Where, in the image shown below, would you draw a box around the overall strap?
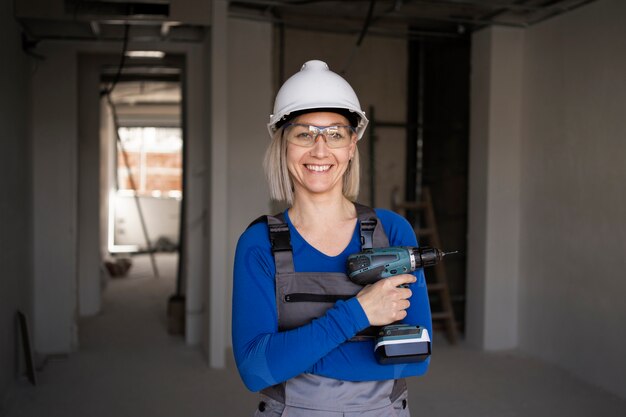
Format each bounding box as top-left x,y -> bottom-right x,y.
261,214 -> 291,403
390,378 -> 407,402
354,203 -> 390,249
268,204 -> 390,275
266,213 -> 295,274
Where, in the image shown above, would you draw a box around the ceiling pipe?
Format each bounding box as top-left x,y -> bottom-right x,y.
529,0 -> 598,25
229,10 -> 461,39
408,0 -> 547,13
340,0 -> 377,74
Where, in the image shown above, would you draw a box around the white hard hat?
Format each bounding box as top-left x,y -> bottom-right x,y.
268,60 -> 369,140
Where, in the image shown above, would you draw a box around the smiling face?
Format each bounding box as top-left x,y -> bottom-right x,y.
285,111 -> 357,201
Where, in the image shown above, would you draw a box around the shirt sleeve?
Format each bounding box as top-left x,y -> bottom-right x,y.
231,222 -> 371,392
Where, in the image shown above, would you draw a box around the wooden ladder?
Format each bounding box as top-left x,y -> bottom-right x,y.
392,187 -> 459,344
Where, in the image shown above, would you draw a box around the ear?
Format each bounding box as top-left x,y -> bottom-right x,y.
349,136 -> 357,158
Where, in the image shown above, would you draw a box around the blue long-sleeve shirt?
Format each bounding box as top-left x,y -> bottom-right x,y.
232,208 -> 432,392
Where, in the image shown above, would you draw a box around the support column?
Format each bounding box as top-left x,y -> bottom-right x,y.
207,0 -> 229,368
466,27 -> 524,350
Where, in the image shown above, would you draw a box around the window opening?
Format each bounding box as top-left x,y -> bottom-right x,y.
116,126 -> 182,199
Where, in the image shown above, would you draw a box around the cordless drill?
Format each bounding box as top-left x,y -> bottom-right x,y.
346,246 -> 456,364
346,246 -> 456,285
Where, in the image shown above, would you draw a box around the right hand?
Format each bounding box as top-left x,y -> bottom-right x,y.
356,274 -> 415,326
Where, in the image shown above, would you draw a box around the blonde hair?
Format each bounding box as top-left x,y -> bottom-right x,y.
263,129 -> 360,205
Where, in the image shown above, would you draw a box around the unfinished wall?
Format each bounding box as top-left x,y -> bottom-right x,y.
0,0 -> 32,405
518,0 -> 626,399
113,196 -> 181,248
225,18 -> 273,351
31,43 -> 80,353
467,27 -> 524,350
77,54 -> 105,317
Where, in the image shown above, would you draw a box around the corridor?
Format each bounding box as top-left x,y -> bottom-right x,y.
4,254 -> 626,417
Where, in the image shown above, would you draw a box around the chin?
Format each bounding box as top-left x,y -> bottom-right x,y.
301,181 -> 342,195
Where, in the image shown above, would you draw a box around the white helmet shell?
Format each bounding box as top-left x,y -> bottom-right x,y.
268,60 -> 369,140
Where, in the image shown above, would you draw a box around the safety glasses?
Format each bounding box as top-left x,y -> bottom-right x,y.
283,123 -> 356,148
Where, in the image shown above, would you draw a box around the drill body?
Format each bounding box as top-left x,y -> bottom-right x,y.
346,246 -> 453,364
346,246 -> 447,286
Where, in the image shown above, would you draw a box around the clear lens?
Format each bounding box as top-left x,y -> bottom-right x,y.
284,123 -> 354,148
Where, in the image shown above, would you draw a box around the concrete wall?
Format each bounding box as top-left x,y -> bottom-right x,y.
78,54 -> 105,317
31,43 -> 80,353
470,0 -> 626,400
113,196 -> 181,248
0,0 -> 33,405
206,0 -> 229,366
467,27 -> 524,350
518,0 -> 626,399
224,18 -> 273,353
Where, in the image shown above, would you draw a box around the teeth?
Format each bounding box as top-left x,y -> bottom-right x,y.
306,164 -> 331,172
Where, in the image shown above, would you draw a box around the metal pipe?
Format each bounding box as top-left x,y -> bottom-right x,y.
408,0 -> 549,12
176,61 -> 187,298
368,105 -> 376,207
416,40 -> 425,209
383,10 -> 528,28
228,11 -> 461,39
529,0 -> 598,25
341,0 -> 377,74
405,34 -> 426,227
405,36 -> 418,225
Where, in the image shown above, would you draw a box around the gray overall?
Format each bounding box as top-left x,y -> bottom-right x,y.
254,204 -> 410,417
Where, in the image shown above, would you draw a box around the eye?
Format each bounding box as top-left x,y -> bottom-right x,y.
327,133 -> 343,141
295,131 -> 314,140
325,128 -> 344,140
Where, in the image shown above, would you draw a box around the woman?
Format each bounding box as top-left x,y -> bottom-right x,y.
233,60 -> 432,416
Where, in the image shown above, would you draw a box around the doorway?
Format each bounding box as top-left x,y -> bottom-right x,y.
76,52 -> 187,340
105,81 -> 183,257
99,57 -> 186,337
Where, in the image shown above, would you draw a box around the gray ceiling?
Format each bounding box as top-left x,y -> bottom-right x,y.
16,0 -> 597,44
230,0 -> 598,39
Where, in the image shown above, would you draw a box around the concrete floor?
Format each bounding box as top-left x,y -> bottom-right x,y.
3,253 -> 626,417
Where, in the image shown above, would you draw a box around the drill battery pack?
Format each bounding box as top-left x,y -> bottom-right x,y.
374,324 -> 431,364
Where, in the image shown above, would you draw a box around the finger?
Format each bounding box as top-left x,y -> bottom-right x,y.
398,288 -> 412,299
393,310 -> 408,321
392,299 -> 410,310
386,274 -> 417,287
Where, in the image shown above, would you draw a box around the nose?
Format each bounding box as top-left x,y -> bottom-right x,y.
309,134 -> 330,156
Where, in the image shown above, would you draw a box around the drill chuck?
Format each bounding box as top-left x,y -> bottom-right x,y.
409,247 -> 448,269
